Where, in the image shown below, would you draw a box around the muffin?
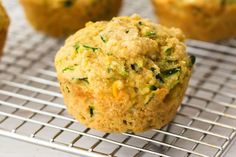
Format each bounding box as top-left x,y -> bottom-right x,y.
0,1 -> 9,58
152,0 -> 236,41
20,0 -> 122,37
55,15 -> 194,133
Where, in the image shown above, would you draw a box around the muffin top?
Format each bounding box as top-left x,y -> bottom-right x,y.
55,15 -> 193,98
0,1 -> 9,31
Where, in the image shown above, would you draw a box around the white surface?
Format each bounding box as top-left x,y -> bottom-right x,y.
0,136 -> 79,157
0,135 -> 235,157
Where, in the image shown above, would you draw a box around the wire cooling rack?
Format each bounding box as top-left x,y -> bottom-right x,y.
1,0 -> 236,157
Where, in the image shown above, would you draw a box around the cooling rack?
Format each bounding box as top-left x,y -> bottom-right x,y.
1,0 -> 236,157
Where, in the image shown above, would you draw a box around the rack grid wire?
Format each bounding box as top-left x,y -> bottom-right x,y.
1,0 -> 236,157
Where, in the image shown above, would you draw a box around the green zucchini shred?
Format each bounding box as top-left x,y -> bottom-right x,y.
169,80 -> 180,89
107,67 -> 113,73
149,85 -> 158,91
125,30 -> 130,34
156,73 -> 165,83
165,47 -> 173,56
83,45 -> 100,52
166,59 -> 178,64
120,70 -> 128,77
65,86 -> 70,93
145,31 -> 157,38
100,35 -> 108,43
138,21 -> 144,26
73,42 -> 81,53
145,93 -> 155,105
119,64 -> 128,77
63,0 -> 74,7
89,106 -> 94,117
72,77 -> 89,84
189,55 -> 196,67
62,64 -> 77,72
74,42 -> 100,53
161,67 -> 181,76
150,67 -> 165,83
131,63 -> 139,72
150,67 -> 156,72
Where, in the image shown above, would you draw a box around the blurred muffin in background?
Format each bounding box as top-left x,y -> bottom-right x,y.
152,0 -> 236,41
20,0 -> 123,37
0,1 -> 9,58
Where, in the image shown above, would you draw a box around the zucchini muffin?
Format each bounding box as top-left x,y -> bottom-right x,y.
152,0 -> 236,41
20,0 -> 122,37
55,15 -> 194,133
0,1 -> 9,58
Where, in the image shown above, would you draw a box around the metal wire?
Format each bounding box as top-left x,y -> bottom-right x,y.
0,0 -> 236,157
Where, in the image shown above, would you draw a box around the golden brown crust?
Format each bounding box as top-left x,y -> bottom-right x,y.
20,0 -> 122,37
55,15 -> 193,133
58,74 -> 190,133
152,0 -> 236,41
0,29 -> 7,58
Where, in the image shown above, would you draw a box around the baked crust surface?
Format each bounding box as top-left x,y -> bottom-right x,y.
55,15 -> 193,132
152,0 -> 236,41
20,0 -> 122,37
0,2 -> 9,58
